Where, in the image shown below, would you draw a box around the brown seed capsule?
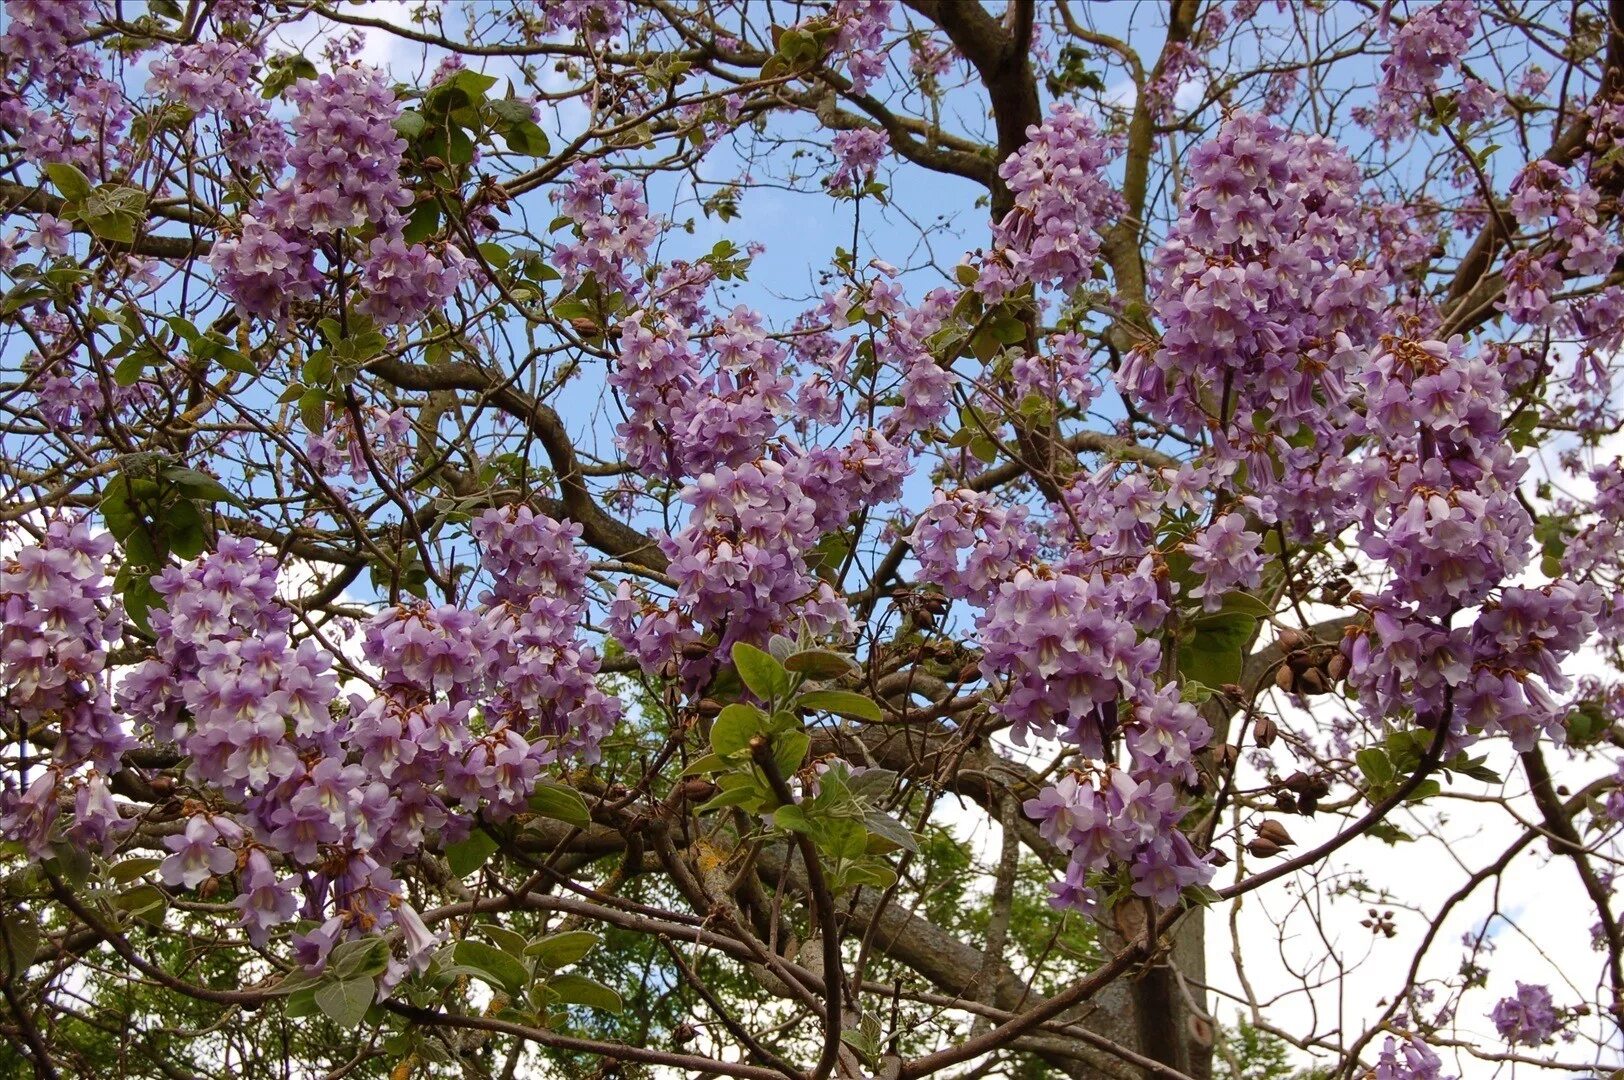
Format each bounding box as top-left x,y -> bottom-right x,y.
1326,653 -> 1349,681
681,640 -> 712,660
1253,716 -> 1279,748
1257,819 -> 1296,847
1218,743 -> 1241,769
696,698 -> 723,718
1275,628 -> 1305,653
678,777 -> 717,802
1208,848 -> 1232,867
1274,791 -> 1298,814
1247,837 -> 1284,859
1282,770 -> 1310,791
1296,667 -> 1329,695
1275,666 -> 1295,692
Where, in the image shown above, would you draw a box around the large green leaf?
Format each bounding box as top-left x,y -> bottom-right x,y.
525,930 -> 599,971
796,689 -> 882,723
711,703 -> 766,756
527,782 -> 590,828
314,976 -> 375,1030
1177,612 -> 1256,689
452,940 -> 530,996
446,829 -> 499,878
732,642 -> 790,700
545,973 -> 622,1013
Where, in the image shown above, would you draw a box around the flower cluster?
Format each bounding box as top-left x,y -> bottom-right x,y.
917,489 -> 1214,912
0,510 -> 615,967
830,0 -> 893,94
147,35 -> 288,172
0,518 -> 130,855
533,0 -> 626,45
1375,1036 -> 1449,1080
1122,115 -> 1387,539
989,104 -> 1122,296
1497,161 -> 1621,325
1363,0 -> 1490,141
1490,982 -> 1562,1046
551,161 -> 661,292
828,128 -> 889,190
1024,768 -> 1212,911
614,457 -> 858,676
210,64 -> 461,323
609,308 -> 796,481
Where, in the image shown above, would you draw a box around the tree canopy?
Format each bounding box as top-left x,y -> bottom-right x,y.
1,1 -> 1623,1078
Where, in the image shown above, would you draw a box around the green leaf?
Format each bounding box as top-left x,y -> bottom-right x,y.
773,803 -> 814,835
863,811 -> 918,854
1213,592 -> 1275,619
43,162 -> 92,201
525,930 -> 599,971
314,976 -> 376,1030
822,818 -> 868,860
393,109 -> 427,139
0,916 -> 39,977
1367,821 -> 1413,845
732,642 -> 790,701
681,753 -> 730,776
328,937 -> 391,980
711,703 -> 767,756
489,97 -> 534,124
527,782 -> 590,829
452,940 -> 530,996
162,466 -> 242,507
478,924 -> 530,958
477,242 -> 511,270
1178,612 -> 1255,689
402,199 -> 440,244
265,966 -> 323,997
1404,779 -> 1441,804
298,387 -> 328,433
784,649 -> 857,679
773,730 -> 810,777
796,689 -> 882,723
697,785 -> 763,814
544,973 -> 622,1013
113,347 -> 157,386
164,500 -> 205,560
284,987 -> 319,1018
108,857 -> 163,884
505,116 -> 553,155
447,829 -> 499,878
840,863 -> 898,890
1356,748 -> 1395,788
101,478 -> 142,541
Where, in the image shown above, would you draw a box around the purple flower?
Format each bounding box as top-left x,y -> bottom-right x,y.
1376,1036 -> 1448,1080
160,817 -> 237,889
233,849 -> 298,946
1490,982 -> 1561,1046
